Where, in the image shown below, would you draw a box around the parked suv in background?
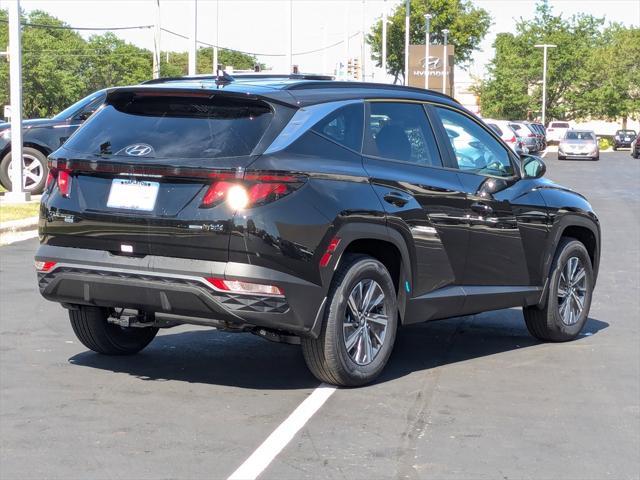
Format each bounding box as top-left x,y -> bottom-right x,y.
509,122 -> 541,153
547,121 -> 571,143
613,129 -> 637,150
483,118 -> 527,154
0,89 -> 106,194
631,133 -> 640,158
35,76 -> 601,386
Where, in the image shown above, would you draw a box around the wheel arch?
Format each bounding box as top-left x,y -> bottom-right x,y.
313,222 -> 414,334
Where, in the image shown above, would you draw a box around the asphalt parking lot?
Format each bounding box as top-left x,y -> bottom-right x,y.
1,150 -> 638,480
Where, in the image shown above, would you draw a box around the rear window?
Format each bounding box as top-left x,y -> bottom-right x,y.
551,122 -> 570,128
617,130 -> 636,136
63,93 -> 274,159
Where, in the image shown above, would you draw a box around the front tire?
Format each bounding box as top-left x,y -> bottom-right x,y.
301,254 -> 398,387
523,238 -> 594,342
69,306 -> 158,355
0,147 -> 48,194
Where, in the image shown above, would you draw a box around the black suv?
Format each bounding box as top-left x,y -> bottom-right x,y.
613,129 -> 637,150
35,76 -> 601,386
0,89 -> 106,194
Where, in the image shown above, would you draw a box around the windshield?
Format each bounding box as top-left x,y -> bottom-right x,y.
53,91 -> 106,120
564,131 -> 595,141
617,130 -> 637,136
63,93 -> 274,159
551,122 -> 570,128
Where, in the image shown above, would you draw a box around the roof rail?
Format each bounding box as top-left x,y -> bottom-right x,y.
141,72 -> 334,85
284,80 -> 458,102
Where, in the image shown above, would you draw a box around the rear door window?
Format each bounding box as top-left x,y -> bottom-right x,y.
311,103 -> 363,152
364,102 -> 441,167
63,93 -> 274,159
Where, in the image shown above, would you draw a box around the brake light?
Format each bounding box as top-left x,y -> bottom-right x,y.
34,260 -> 57,272
200,172 -> 306,209
46,171 -> 55,188
205,277 -> 284,296
508,136 -> 516,143
57,170 -> 72,197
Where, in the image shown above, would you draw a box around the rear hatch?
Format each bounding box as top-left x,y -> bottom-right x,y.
42,87 -> 292,262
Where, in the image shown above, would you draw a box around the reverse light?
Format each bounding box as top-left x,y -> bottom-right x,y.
57,170 -> 72,197
34,260 -> 57,272
227,184 -> 250,210
205,277 -> 284,296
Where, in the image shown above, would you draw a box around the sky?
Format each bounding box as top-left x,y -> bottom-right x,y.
3,0 -> 640,83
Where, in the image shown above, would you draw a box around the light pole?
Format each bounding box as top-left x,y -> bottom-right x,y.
188,0 -> 197,75
535,44 -> 556,126
286,0 -> 293,74
7,0 -> 28,201
404,0 -> 410,85
424,13 -> 431,90
382,0 -> 387,78
153,0 -> 160,79
213,0 -> 219,74
361,0 -> 365,81
442,28 -> 449,95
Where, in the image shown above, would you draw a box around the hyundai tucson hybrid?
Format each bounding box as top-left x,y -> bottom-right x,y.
35,76 -> 601,386
0,89 -> 107,194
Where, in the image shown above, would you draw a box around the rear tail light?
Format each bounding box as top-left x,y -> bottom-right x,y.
205,277 -> 284,296
34,260 -> 57,272
200,172 -> 306,209
47,160 -> 72,197
507,136 -> 516,143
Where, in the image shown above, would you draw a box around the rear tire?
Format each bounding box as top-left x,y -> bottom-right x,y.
523,238 -> 593,342
69,306 -> 158,355
558,155 -> 565,160
0,147 -> 48,194
301,254 -> 398,387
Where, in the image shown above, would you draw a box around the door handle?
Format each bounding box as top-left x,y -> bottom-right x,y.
470,202 -> 493,215
383,192 -> 410,207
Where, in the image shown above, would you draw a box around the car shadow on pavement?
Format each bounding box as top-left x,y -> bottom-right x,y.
68,309 -> 609,390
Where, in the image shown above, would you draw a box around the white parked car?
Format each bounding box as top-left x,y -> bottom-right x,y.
483,118 -> 528,154
547,121 -> 571,143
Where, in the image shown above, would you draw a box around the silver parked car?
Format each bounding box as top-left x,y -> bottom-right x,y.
558,130 -> 599,161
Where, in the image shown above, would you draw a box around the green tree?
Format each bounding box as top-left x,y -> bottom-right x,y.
573,25 -> 640,127
367,0 -> 491,83
85,32 -> 152,91
1,10 -> 89,118
161,47 -> 260,76
476,1 -> 608,121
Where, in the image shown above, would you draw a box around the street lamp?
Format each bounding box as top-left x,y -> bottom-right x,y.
404,0 -> 410,85
424,13 -> 432,90
535,44 -> 556,126
442,28 -> 449,94
382,0 -> 387,77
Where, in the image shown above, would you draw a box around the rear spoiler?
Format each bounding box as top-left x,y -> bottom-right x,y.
104,85 -> 300,108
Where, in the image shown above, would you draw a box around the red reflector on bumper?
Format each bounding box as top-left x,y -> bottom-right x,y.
205,277 -> 284,296
35,261 -> 57,272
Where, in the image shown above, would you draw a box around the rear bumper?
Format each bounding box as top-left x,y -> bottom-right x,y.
35,245 -> 325,336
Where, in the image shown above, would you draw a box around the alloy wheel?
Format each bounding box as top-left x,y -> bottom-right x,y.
343,279 -> 388,365
7,154 -> 44,191
557,256 -> 587,326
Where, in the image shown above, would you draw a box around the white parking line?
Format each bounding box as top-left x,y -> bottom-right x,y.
227,383 -> 337,480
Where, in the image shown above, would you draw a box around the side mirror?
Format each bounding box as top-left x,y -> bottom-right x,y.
521,155 -> 546,179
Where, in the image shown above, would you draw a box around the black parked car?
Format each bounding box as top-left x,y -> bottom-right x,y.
35,76 -> 601,386
613,129 -> 637,150
0,89 -> 106,194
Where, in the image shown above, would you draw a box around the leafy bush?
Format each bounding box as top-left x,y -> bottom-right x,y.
598,137 -> 612,150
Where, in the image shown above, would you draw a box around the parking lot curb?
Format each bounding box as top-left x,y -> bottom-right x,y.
0,216 -> 39,235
